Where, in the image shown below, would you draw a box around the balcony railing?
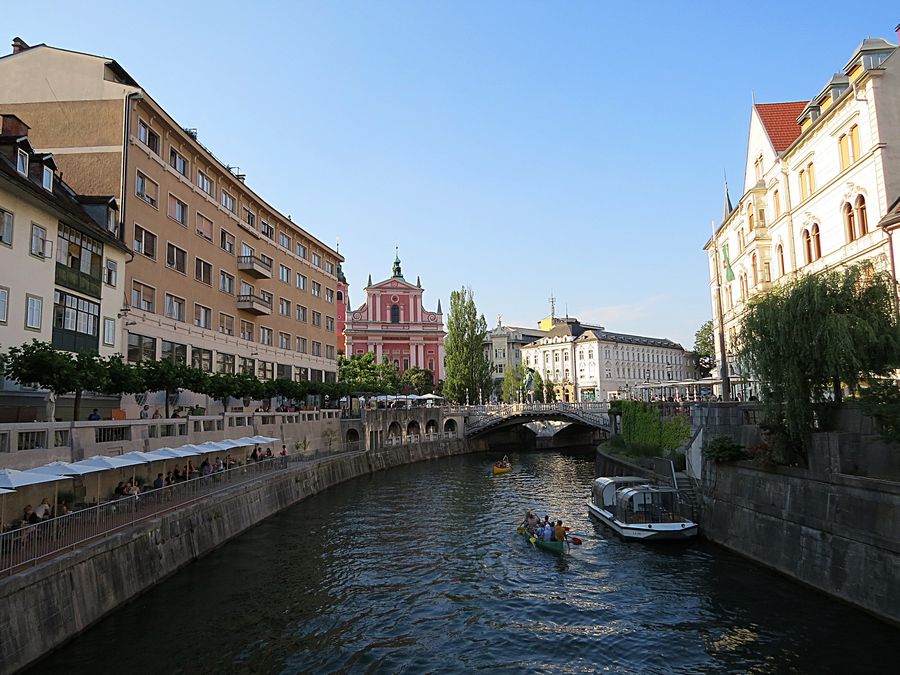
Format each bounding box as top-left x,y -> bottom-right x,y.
237,294 -> 272,315
237,255 -> 272,279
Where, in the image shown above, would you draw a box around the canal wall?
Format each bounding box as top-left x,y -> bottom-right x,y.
0,437 -> 485,674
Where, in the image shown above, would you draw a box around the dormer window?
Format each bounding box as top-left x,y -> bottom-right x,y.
16,149 -> 28,175
42,165 -> 53,191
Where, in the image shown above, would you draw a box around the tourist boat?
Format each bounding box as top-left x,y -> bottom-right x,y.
492,462 -> 512,475
517,526 -> 565,554
587,476 -> 698,541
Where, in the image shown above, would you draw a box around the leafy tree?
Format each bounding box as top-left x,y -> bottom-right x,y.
1,341 -> 105,420
531,370 -> 544,403
140,359 -> 196,418
739,264 -> 900,448
338,353 -> 399,393
544,375 -> 557,402
693,320 -> 715,378
443,286 -> 492,403
500,364 -> 525,403
99,355 -> 145,397
400,366 -> 434,394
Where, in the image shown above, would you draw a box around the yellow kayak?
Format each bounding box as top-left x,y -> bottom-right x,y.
492,463 -> 512,475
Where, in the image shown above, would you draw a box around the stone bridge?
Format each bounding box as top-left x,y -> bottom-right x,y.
452,402 -> 611,438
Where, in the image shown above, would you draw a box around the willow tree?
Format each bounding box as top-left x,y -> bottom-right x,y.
443,287 -> 492,403
738,264 -> 900,447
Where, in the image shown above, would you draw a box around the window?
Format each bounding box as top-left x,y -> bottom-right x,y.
136,172 -> 159,207
260,326 -> 273,346
168,194 -> 188,226
279,232 -> 291,249
197,170 -> 213,196
195,258 -> 212,285
239,357 -> 255,374
325,288 -> 334,303
165,294 -> 186,322
773,189 -> 781,218
839,133 -> 850,170
240,242 -> 254,258
0,286 -> 8,323
260,253 -> 273,269
277,363 -> 292,380
103,317 -> 116,346
312,311 -> 322,327
131,280 -> 155,312
326,345 -> 336,360
850,125 -> 860,163
161,340 -> 187,364
811,223 -> 821,260
244,208 -> 257,229
216,352 -> 235,374
261,222 -> 275,241
844,202 -> 856,242
220,229 -> 235,254
221,190 -> 236,213
194,304 -> 212,329
311,252 -> 321,267
169,147 -> 189,177
751,252 -> 758,286
279,264 -> 291,283
260,290 -> 273,306
776,244 -> 785,277
747,206 -> 754,231
196,212 -> 213,240
258,361 -> 274,380
56,224 -> 103,291
279,332 -> 291,349
192,348 -> 213,372
296,273 -> 306,290
325,261 -> 334,275
138,120 -> 159,154
25,294 -> 42,329
799,168 -> 809,201
296,336 -> 307,353
1,208 -> 12,246
856,195 -> 868,236
295,242 -> 307,259
326,316 -> 335,332
30,224 -> 48,258
219,270 -> 235,294
279,298 -> 291,316
219,312 -> 234,335
127,333 -> 156,362
42,165 -> 53,191
311,341 -> 322,357
133,225 -> 157,258
296,305 -> 307,322
104,259 -> 118,286
166,243 -> 187,273
390,304 -> 400,323
240,320 -> 254,341
239,280 -> 254,297
17,148 -> 28,175
311,281 -> 321,297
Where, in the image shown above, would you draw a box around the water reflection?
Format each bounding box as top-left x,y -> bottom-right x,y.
32,449 -> 899,674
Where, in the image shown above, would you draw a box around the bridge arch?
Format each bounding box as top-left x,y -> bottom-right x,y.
407,420 -> 421,436
346,428 -> 360,444
425,419 -> 438,434
388,422 -> 402,438
444,419 -> 458,436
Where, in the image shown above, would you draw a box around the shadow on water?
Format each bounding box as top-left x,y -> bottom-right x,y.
30,448 -> 900,675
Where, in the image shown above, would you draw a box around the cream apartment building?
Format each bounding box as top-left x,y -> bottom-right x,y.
0,39 -> 342,397
706,35 -> 900,395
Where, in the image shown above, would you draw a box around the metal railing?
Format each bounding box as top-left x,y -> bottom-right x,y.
459,402 -> 611,434
0,431 -> 458,576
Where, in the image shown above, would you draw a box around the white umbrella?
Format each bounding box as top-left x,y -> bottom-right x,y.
27,461 -> 106,477
119,451 -> 161,463
144,448 -> 195,460
215,439 -> 251,450
249,435 -> 280,444
420,393 -> 444,400
171,444 -> 206,456
232,437 -> 258,447
196,441 -> 234,452
0,468 -> 71,526
76,455 -> 148,469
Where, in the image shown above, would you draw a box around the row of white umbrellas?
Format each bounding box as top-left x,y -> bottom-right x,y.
0,435 -> 280,525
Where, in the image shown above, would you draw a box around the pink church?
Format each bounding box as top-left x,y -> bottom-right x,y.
345,252 -> 446,382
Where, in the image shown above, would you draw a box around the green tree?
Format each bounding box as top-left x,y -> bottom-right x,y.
140,359 -> 196,418
443,286 -> 492,403
99,355 -> 145,397
1,340 -> 105,420
400,366 -> 434,394
338,353 -> 400,393
739,264 -> 900,448
544,375 -> 557,402
693,320 -> 715,378
500,364 -> 525,403
531,370 -> 545,403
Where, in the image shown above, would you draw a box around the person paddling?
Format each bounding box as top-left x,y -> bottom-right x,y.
554,519 -> 568,544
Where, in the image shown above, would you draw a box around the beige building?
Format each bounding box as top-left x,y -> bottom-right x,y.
706,35 -> 900,397
483,320 -> 546,396
0,38 -> 342,396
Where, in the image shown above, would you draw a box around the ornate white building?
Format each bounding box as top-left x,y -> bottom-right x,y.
483,320 -> 546,394
706,34 -> 900,396
521,319 -> 694,402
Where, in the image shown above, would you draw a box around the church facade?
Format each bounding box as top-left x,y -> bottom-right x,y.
344,254 -> 446,382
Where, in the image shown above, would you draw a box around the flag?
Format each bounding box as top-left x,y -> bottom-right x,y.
722,244 -> 735,282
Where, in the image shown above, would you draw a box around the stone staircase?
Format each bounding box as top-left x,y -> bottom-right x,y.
675,471 -> 700,521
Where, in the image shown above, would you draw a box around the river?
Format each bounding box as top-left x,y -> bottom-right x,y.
31,449 -> 899,674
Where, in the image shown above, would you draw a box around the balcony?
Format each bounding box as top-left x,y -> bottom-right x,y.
237,255 -> 272,279
237,293 -> 272,315
55,263 -> 102,299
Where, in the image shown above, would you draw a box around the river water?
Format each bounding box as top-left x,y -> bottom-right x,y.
32,450 -> 898,674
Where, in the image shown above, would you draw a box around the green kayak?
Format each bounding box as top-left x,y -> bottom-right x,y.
518,526 -> 565,554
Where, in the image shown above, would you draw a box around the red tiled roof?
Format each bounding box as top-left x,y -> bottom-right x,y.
754,101 -> 808,152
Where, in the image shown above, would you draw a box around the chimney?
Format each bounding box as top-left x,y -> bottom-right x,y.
1,114 -> 30,138
11,37 -> 29,54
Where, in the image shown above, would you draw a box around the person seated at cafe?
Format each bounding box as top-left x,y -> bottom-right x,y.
114,482 -> 127,497
215,457 -> 225,472
281,444 -> 288,457
23,505 -> 38,526
250,447 -> 260,462
151,409 -> 162,419
164,471 -> 173,486
126,481 -> 141,496
187,460 -> 198,477
200,459 -> 212,477
58,503 -> 71,517
153,473 -> 165,490
87,408 -> 101,421
34,498 -> 52,520
171,409 -> 181,419
265,448 -> 273,458
172,468 -> 183,482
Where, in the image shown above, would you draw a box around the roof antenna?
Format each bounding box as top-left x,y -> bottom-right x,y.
549,291 -> 556,320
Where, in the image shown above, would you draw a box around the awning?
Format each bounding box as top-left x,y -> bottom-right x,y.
249,435 -> 280,444
75,455 -> 149,470
118,451 -> 164,463
27,461 -> 107,477
146,447 -> 201,459
0,468 -> 73,488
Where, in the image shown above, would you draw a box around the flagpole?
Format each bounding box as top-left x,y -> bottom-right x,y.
711,220 -> 732,402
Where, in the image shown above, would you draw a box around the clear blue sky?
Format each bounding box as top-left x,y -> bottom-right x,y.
5,2 -> 898,347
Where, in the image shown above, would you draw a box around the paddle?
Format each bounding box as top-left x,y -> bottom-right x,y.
570,536 -> 583,545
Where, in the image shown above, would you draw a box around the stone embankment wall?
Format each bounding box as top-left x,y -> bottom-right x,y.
0,438 -> 485,674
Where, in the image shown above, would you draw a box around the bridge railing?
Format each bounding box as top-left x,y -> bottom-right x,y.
457,402 -> 611,434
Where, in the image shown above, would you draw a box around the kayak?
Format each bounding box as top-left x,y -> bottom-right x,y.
492,463 -> 511,475
517,526 -> 565,554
